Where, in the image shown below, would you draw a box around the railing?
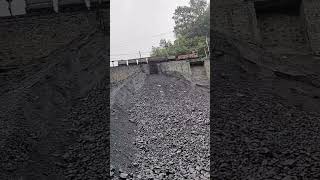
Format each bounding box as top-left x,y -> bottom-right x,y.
110,57 -> 150,67
110,55 -> 208,68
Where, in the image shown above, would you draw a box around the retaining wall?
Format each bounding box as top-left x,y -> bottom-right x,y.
205,60 -> 210,80
257,13 -> 308,52
212,0 -> 320,55
110,64 -> 149,84
158,61 -> 192,81
302,0 -> 320,55
110,60 -> 209,90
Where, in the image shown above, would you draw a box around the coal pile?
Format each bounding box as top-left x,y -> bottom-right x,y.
111,74 -> 210,179
60,79 -> 110,179
211,54 -> 320,179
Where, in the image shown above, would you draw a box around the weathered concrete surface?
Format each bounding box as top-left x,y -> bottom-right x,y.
212,0 -> 320,55
158,61 -> 192,81
204,60 -> 210,80
110,64 -> 149,84
111,60 -> 207,85
302,0 -> 320,55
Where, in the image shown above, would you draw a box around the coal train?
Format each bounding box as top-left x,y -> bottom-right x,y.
114,51 -> 199,66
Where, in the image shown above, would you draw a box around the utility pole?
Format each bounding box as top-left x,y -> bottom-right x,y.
138,51 -> 142,65
206,36 -> 210,57
204,48 -> 208,58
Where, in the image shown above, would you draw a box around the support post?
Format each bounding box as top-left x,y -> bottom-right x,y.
206,36 -> 210,57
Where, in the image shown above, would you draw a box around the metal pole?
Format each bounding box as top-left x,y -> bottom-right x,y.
204,48 -> 208,58
206,36 -> 210,57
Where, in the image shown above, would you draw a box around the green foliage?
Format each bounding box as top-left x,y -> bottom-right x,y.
151,36 -> 208,57
151,0 -> 209,58
173,0 -> 209,38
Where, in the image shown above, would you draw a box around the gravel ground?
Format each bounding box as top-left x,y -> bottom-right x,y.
111,74 -> 210,179
211,55 -> 320,179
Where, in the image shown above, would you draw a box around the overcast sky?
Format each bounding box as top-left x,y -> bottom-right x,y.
111,0 -> 193,61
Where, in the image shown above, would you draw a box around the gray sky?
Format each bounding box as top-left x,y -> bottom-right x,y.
111,0 -> 192,61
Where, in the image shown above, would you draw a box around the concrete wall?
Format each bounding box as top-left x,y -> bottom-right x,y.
111,61 -> 194,84
110,64 -> 149,84
212,1 -> 260,43
212,0 -> 320,55
110,60 -> 208,86
158,61 -> 192,81
257,12 -> 309,52
302,0 -> 320,55
204,60 -> 210,80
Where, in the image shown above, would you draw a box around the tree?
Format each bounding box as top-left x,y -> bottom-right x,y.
151,36 -> 207,57
172,0 -> 209,38
151,0 -> 210,58
6,0 -> 13,17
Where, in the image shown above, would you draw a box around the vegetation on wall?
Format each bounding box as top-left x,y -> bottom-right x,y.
151,0 -> 210,57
